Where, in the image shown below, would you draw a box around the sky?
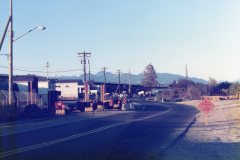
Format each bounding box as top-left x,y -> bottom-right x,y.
1,0 -> 240,82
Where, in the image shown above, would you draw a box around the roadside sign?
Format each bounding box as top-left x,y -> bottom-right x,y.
55,101 -> 65,115
197,98 -> 215,125
198,98 -> 215,114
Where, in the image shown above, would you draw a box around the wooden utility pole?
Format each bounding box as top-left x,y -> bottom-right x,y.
116,70 -> 121,94
88,59 -> 91,83
101,67 -> 107,100
101,67 -> 107,85
78,51 -> 91,102
128,69 -> 131,95
185,64 -> 188,80
8,0 -> 13,105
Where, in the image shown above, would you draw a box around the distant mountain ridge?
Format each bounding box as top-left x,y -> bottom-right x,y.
57,72 -> 207,85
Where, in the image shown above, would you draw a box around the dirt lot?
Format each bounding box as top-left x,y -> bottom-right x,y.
161,100 -> 240,160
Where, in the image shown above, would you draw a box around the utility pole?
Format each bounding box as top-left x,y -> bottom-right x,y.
78,51 -> 91,102
45,61 -> 49,79
116,70 -> 121,94
8,0 -> 13,105
88,59 -> 91,83
101,67 -> 107,100
185,64 -> 188,80
101,67 -> 107,85
128,69 -> 131,95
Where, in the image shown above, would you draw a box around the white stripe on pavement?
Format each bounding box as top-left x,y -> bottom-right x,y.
0,110 -> 169,158
0,111 -> 130,137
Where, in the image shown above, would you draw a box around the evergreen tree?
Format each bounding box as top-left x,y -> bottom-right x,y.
141,64 -> 158,88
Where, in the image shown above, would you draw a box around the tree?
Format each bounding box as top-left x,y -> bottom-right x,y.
216,82 -> 231,95
208,77 -> 217,95
210,81 -> 231,96
169,79 -> 207,100
195,82 -> 208,97
141,64 -> 158,88
208,77 -> 217,86
158,79 -> 208,101
228,82 -> 240,98
173,79 -> 195,89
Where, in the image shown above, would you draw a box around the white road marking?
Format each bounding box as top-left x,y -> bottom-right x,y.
0,110 -> 169,158
0,111 -> 130,137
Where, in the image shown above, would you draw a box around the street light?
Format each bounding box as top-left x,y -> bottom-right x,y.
7,26 -> 46,105
0,26 -> 46,56
13,26 -> 46,42
3,0 -> 46,105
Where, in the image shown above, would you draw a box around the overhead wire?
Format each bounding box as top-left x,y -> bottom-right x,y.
0,65 -> 82,73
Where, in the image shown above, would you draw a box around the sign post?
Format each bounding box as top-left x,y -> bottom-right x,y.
205,114 -> 208,125
197,98 -> 215,125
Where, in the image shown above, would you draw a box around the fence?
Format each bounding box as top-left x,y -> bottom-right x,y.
0,90 -> 42,106
0,90 -> 43,119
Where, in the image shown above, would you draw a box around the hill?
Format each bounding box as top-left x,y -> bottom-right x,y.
57,72 -> 207,85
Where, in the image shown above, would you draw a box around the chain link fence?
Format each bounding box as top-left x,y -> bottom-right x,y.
0,90 -> 44,119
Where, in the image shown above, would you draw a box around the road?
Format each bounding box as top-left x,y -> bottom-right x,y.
0,101 -> 198,160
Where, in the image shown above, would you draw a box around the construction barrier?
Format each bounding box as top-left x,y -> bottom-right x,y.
122,94 -> 127,110
55,101 -> 65,115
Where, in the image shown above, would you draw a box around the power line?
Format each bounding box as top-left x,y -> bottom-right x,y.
0,65 -> 82,73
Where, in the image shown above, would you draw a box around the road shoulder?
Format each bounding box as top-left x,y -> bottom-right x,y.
161,100 -> 240,160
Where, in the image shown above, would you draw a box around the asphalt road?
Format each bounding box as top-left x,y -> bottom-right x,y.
0,102 -> 198,160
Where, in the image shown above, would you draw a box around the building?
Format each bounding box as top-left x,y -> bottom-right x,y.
13,75 -> 56,91
13,75 -> 57,106
54,79 -> 84,101
93,82 -> 145,95
0,74 -> 8,82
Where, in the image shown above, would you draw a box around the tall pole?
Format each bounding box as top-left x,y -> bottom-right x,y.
116,70 -> 121,94
102,67 -> 107,85
101,67 -> 107,99
185,64 -> 188,80
45,61 -> 49,79
128,69 -> 131,95
88,59 -> 91,83
78,51 -> 91,102
8,0 -> 13,105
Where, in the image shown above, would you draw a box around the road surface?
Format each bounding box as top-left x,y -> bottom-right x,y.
0,101 -> 198,160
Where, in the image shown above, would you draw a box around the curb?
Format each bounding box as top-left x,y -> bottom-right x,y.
161,115 -> 197,151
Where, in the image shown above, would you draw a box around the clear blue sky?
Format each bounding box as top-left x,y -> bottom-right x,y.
1,0 -> 240,82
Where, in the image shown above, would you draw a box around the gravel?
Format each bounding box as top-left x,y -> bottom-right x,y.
161,100 -> 240,160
